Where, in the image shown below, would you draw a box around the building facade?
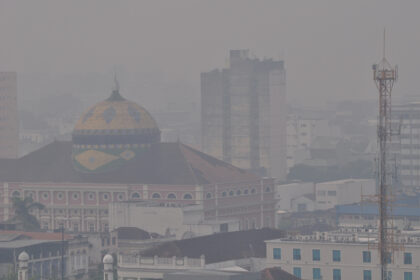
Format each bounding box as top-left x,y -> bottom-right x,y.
201,50 -> 287,179
0,72 -> 18,158
266,230 -> 419,280
393,102 -> 420,189
0,85 -> 276,232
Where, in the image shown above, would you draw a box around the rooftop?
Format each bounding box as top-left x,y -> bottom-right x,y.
0,141 -> 258,185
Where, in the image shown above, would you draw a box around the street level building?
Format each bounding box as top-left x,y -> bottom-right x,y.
201,50 -> 287,179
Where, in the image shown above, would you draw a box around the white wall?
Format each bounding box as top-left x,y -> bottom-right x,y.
315,179 -> 375,210
275,182 -> 314,211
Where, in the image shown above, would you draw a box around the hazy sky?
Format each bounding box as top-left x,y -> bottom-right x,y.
0,0 -> 419,111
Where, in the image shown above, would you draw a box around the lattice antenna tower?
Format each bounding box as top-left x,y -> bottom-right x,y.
372,29 -> 398,280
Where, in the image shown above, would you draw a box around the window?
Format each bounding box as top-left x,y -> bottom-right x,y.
313,268 -> 321,280
293,267 -> 301,278
251,188 -> 256,194
183,193 -> 193,200
317,190 -> 326,196
313,249 -> 320,261
244,189 -> 249,195
167,193 -> 177,199
404,272 -> 413,280
152,193 -> 161,199
42,192 -> 49,199
363,270 -> 372,280
206,193 -> 212,199
385,271 -> 392,280
404,252 -> 412,265
332,250 -> 341,262
131,192 -> 140,199
229,191 -> 234,196
118,193 -> 124,201
103,193 -> 109,201
88,192 -> 94,200
293,248 -> 301,260
265,186 -> 271,192
273,248 -> 281,260
222,192 -> 227,197
385,252 -> 392,264
73,223 -> 79,233
328,190 -> 337,196
333,269 -> 341,280
72,192 -> 79,200
89,223 -> 94,232
363,251 -> 371,263
236,190 -> 241,195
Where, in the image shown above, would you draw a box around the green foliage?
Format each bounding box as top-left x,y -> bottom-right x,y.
287,159 -> 374,183
11,196 -> 45,231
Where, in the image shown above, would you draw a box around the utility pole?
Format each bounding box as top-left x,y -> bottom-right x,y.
61,225 -> 65,280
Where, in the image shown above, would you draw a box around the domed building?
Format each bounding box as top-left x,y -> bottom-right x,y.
0,81 -> 275,233
72,85 -> 160,173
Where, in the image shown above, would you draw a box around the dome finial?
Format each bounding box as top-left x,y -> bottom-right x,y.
113,69 -> 120,93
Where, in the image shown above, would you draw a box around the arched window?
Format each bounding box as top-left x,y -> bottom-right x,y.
236,190 -> 241,196
251,188 -> 256,194
183,193 -> 193,200
222,192 -> 227,197
229,191 -> 234,197
244,189 -> 249,195
152,193 -> 161,199
206,193 -> 212,199
265,186 -> 271,193
131,192 -> 141,199
167,193 -> 177,199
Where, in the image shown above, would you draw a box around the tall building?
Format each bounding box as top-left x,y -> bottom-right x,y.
0,72 -> 18,158
392,102 -> 420,189
201,50 -> 287,179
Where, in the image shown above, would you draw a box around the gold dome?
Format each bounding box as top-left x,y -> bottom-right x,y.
74,91 -> 159,132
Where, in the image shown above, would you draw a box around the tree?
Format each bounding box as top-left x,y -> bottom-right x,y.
11,196 -> 45,231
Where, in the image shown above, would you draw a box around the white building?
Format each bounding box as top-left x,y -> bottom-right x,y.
266,229 -> 419,280
275,182 -> 314,212
315,179 -> 375,211
109,201 -> 239,239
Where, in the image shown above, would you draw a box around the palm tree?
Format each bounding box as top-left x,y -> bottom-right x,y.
11,196 -> 45,231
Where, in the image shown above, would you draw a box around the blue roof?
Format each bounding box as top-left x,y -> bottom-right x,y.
336,204 -> 420,217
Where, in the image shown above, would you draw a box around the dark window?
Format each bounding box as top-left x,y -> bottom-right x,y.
404,252 -> 412,264
273,248 -> 281,260
313,249 -> 320,261
363,251 -> 371,263
332,250 -> 341,262
293,248 -> 301,260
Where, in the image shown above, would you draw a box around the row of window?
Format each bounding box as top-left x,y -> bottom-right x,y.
12,190 -> 194,201
273,248 -> 413,265
292,268 -> 412,280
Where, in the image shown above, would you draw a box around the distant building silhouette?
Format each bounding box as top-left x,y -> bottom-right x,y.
201,50 -> 286,179
0,72 -> 18,158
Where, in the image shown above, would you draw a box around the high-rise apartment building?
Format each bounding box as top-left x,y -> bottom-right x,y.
392,102 -> 420,189
201,50 -> 286,179
0,72 -> 18,158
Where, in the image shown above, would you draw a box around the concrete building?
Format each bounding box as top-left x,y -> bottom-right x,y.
0,72 -> 18,158
266,229 -> 420,280
315,179 -> 375,211
393,102 -> 420,189
201,50 -> 287,179
109,201 -> 239,239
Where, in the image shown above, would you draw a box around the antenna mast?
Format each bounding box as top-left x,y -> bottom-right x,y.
372,30 -> 398,280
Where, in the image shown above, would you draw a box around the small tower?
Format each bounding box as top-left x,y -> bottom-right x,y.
103,254 -> 114,280
18,251 -> 29,280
